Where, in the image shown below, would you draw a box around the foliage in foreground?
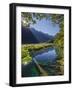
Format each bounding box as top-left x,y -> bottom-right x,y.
21,13 -> 64,75
21,43 -> 53,64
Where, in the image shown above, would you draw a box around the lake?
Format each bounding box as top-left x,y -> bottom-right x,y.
34,48 -> 57,64
22,48 -> 57,77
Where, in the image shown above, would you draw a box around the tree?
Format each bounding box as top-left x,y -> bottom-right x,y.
22,12 -> 64,47
21,12 -> 64,74
21,12 -> 64,57
21,12 -> 50,27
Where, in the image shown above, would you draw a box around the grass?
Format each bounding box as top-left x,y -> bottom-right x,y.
21,42 -> 64,75
22,43 -> 53,51
21,43 -> 53,64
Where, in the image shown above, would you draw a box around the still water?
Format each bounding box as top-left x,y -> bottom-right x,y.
22,48 -> 57,77
34,48 -> 57,64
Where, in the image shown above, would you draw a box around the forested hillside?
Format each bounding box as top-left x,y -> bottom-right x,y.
21,13 -> 64,76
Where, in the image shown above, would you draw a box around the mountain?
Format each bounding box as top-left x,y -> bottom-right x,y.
22,27 -> 39,44
22,27 -> 53,44
30,28 -> 53,42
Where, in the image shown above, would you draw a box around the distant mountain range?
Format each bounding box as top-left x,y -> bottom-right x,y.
22,27 -> 54,44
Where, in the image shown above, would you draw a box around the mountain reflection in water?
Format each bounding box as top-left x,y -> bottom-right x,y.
22,48 -> 57,77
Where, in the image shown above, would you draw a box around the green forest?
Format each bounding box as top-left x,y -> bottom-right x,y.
21,13 -> 64,76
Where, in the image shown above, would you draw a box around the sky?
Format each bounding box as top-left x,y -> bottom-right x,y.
30,18 -> 60,36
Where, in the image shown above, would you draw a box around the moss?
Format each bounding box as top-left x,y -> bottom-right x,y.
22,55 -> 32,64
21,47 -> 32,64
21,43 -> 53,64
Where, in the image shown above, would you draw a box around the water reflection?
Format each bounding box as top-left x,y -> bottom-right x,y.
34,48 -> 57,64
22,48 -> 57,77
